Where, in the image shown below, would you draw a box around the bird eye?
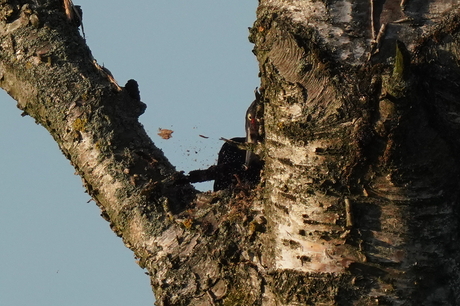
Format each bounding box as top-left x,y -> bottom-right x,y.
247,114 -> 252,120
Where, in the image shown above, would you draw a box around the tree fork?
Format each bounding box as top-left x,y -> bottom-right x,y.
2,0 -> 460,305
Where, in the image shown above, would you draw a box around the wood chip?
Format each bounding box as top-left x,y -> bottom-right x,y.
158,128 -> 174,140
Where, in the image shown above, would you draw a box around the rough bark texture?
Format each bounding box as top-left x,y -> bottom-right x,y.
3,0 -> 460,305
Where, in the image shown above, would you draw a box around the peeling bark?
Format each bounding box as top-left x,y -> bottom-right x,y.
3,0 -> 460,305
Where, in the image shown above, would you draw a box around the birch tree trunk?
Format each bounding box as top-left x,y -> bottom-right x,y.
2,0 -> 460,305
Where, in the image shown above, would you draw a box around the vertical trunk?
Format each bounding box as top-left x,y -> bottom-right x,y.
247,1 -> 460,304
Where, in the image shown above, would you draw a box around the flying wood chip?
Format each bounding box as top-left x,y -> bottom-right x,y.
158,128 -> 174,139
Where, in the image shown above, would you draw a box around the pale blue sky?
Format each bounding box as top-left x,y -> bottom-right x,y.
0,1 -> 259,305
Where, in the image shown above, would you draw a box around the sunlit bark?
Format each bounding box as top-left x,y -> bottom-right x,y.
2,0 -> 460,305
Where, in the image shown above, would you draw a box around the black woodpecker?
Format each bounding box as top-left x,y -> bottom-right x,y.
211,89 -> 264,191
245,89 -> 263,168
